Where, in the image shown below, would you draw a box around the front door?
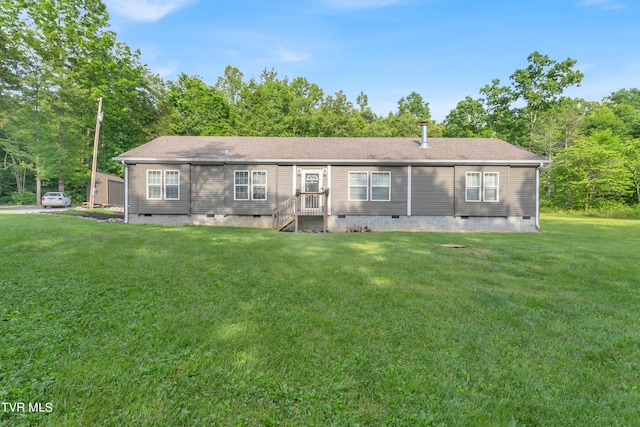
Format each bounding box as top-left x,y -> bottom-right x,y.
302,170 -> 322,210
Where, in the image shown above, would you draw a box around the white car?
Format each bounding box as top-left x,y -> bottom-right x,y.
41,192 -> 72,208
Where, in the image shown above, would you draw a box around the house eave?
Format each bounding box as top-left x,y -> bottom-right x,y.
113,157 -> 550,167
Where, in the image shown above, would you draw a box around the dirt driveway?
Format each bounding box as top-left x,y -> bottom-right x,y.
0,205 -> 124,222
0,205 -> 74,214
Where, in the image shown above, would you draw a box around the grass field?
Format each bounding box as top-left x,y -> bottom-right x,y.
1,214 -> 639,426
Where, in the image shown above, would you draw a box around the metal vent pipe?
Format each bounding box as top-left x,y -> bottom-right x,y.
419,121 -> 429,148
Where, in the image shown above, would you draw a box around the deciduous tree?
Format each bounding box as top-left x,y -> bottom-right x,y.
479,79 -> 521,142
311,91 -> 365,137
290,77 -> 323,136
236,69 -> 293,136
165,73 -> 231,136
510,51 -> 583,148
551,130 -> 632,210
443,96 -> 488,137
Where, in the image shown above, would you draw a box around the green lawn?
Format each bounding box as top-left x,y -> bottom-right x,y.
1,214 -> 639,426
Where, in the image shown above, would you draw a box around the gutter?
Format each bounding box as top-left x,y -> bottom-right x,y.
113,157 -> 551,167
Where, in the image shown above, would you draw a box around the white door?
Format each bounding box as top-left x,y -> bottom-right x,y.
302,170 -> 322,210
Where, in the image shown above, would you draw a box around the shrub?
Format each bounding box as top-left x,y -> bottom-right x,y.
540,198 -> 561,213
10,190 -> 36,205
593,202 -> 640,219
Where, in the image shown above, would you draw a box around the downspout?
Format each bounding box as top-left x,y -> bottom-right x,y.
407,165 -> 412,216
121,160 -> 129,224
536,162 -> 543,231
327,165 -> 332,216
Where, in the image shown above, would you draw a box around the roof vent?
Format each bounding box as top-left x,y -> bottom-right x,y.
419,121 -> 430,148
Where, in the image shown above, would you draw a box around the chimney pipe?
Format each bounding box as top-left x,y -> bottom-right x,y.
419,121 -> 429,148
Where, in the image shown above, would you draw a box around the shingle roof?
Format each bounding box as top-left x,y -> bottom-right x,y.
113,136 -> 548,165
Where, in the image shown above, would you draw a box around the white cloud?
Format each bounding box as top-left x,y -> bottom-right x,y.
273,45 -> 311,63
104,0 -> 197,22
579,0 -> 624,11
154,63 -> 180,79
322,0 -> 402,10
215,29 -> 312,63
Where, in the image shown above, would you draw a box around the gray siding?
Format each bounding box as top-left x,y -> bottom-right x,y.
331,166 -> 407,216
277,165 -> 295,204
130,164 -> 190,215
191,165 -> 225,215
107,180 -> 125,206
193,165 -> 294,215
454,166 -> 509,217
125,162 -> 539,221
508,167 -> 537,216
223,164 -> 278,215
411,166 -> 454,216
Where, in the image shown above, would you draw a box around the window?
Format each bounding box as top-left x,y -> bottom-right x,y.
349,172 -> 368,201
147,170 -> 162,199
483,172 -> 499,202
371,172 -> 391,201
252,171 -> 267,200
235,170 -> 267,201
348,171 -> 392,202
164,170 -> 180,200
465,172 -> 481,202
147,169 -> 180,200
465,171 -> 499,202
234,171 -> 249,200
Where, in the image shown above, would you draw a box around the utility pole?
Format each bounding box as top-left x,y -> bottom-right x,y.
88,97 -> 103,208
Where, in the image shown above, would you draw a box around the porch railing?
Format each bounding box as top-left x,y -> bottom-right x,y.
272,194 -> 297,231
272,192 -> 328,232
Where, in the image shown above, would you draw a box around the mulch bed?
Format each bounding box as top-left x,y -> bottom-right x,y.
78,212 -> 124,222
38,210 -> 125,222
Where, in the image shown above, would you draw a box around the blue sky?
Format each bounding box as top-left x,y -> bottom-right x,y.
103,0 -> 640,122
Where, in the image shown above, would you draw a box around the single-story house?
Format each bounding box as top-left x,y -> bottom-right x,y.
86,172 -> 125,206
113,128 -> 549,232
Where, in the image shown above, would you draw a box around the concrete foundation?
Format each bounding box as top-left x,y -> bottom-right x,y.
329,215 -> 538,232
127,214 -> 539,232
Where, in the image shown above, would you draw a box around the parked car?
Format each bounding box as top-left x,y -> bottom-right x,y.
41,192 -> 72,208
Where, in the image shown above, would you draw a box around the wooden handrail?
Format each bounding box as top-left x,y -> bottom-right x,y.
272,194 -> 297,231
272,192 -> 329,232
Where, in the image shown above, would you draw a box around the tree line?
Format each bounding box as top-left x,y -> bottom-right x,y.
1,0 -> 639,212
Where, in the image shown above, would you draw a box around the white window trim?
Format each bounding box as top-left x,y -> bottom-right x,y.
164,170 -> 180,200
465,171 -> 481,202
371,171 -> 391,201
234,170 -> 268,201
465,171 -> 500,202
234,170 -> 250,201
348,171 -> 368,201
252,170 -> 268,201
483,172 -> 499,202
147,170 -> 162,200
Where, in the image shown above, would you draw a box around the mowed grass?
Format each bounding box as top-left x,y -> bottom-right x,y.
1,214 -> 639,426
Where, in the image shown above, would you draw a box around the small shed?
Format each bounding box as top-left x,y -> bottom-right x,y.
87,172 -> 124,206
